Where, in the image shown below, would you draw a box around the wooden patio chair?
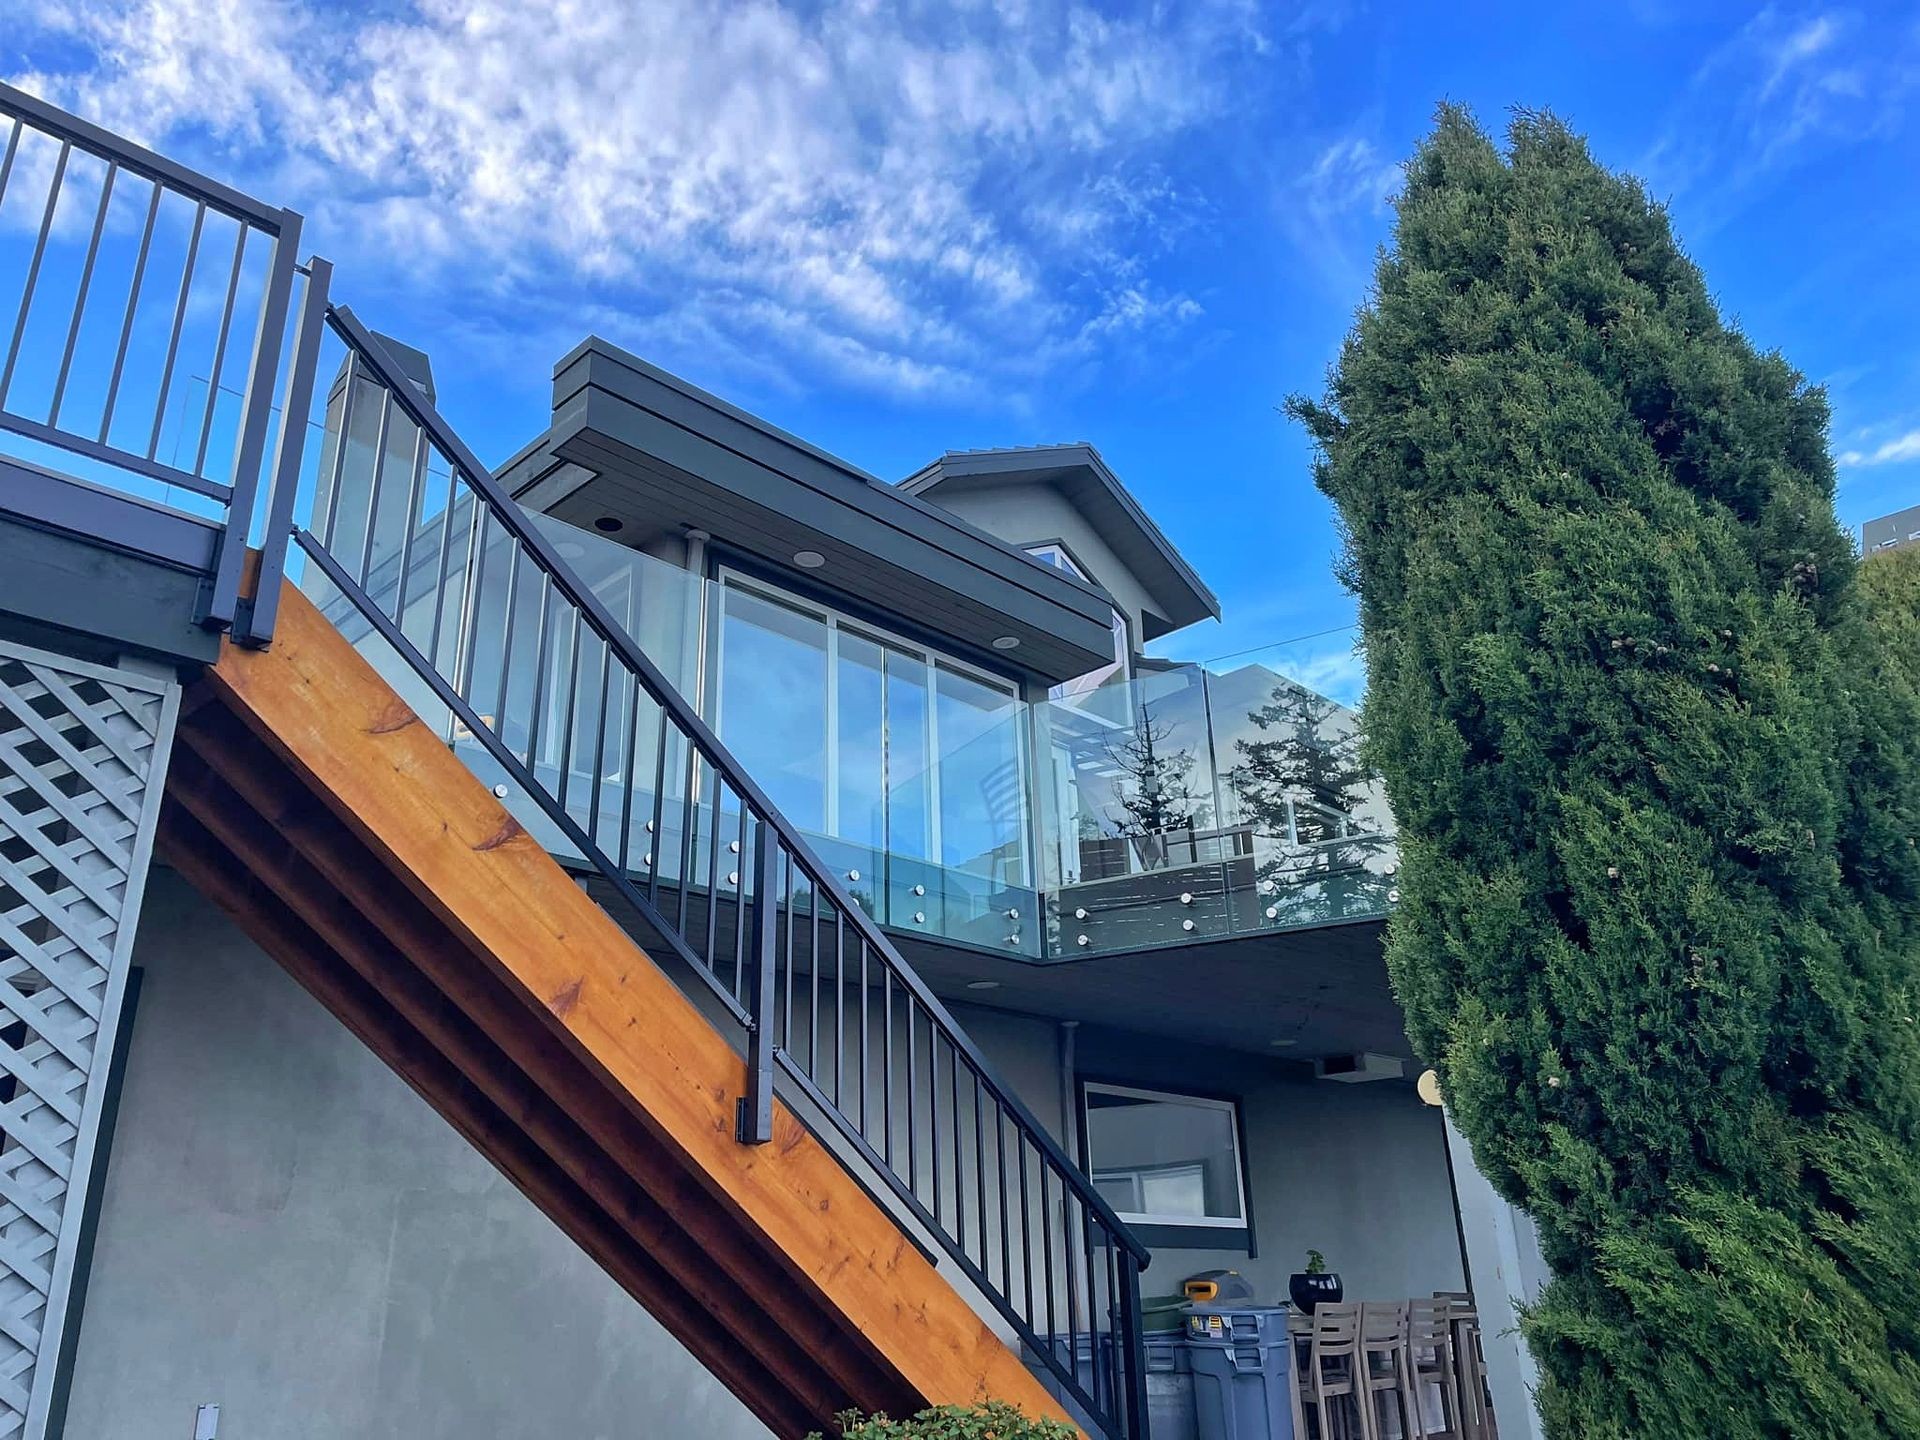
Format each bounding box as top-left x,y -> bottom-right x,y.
1359,1301 -> 1419,1440
1300,1301 -> 1366,1440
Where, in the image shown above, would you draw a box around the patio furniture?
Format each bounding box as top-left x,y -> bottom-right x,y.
1298,1301 -> 1365,1439
1406,1298 -> 1463,1439
1433,1295 -> 1497,1440
1358,1302 -> 1419,1440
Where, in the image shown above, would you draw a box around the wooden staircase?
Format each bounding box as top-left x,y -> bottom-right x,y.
156,574 -> 1071,1439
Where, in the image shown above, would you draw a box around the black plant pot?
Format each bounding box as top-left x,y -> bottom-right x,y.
1288,1272 -> 1343,1314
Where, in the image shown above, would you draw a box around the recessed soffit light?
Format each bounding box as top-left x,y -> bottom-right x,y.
991,635 -> 1021,651
794,549 -> 826,569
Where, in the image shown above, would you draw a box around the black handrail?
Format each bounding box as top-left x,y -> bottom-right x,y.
270,307 -> 1150,1439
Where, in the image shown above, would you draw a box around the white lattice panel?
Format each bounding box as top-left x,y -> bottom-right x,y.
0,640 -> 177,1439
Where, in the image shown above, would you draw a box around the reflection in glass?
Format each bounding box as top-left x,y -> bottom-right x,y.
1084,1084 -> 1244,1225
717,586 -> 828,833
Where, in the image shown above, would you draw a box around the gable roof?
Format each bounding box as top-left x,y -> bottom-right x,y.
899,444 -> 1220,641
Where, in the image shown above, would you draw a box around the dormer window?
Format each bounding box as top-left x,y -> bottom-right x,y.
1025,544 -> 1129,700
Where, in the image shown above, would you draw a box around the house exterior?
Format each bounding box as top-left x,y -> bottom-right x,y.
1863,503 -> 1920,556
0,83 -> 1545,1440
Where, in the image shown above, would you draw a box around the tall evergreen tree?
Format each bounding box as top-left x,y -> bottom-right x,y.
1292,107 -> 1920,1436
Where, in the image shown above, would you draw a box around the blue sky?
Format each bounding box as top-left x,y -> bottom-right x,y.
10,1 -> 1920,703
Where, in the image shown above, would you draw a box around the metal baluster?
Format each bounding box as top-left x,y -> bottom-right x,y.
832,910 -> 846,1105
952,1039 -> 965,1254
1019,1135 -> 1035,1331
906,996 -> 918,1198
190,220 -> 248,476
781,849 -> 795,1052
490,544 -> 522,738
1,139 -> 71,407
703,770 -> 724,974
145,199 -> 204,461
882,968 -> 894,1166
974,1067 -> 987,1269
1082,1200 -> 1100,1415
98,182 -> 160,443
732,801 -> 750,999
587,642 -> 612,846
553,610 -> 582,803
355,386 -> 395,588
389,424 -> 430,630
50,160 -> 118,424
673,739 -> 698,928
997,1104 -> 1012,1298
451,482 -> 488,702
523,577 -> 558,770
317,351 -> 360,552
645,716 -> 669,899
617,672 -> 641,873
807,883 -> 821,1078
930,1031 -> 943,1231
1041,1161 -> 1057,1348
858,940 -> 870,1139
0,119 -> 22,209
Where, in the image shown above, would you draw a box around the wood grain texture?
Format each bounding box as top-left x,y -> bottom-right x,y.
167,573 -> 1070,1436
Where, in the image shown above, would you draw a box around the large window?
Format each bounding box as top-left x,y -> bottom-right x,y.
712,572 -> 1030,887
1082,1082 -> 1248,1241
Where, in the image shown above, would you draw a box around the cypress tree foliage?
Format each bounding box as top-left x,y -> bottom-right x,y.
1291,106 -> 1920,1437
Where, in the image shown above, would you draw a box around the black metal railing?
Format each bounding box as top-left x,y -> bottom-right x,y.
272,309 -> 1152,1439
2,78 -> 1152,1435
0,81 -> 307,636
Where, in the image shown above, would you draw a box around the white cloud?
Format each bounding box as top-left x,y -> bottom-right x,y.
1277,131 -> 1400,302
10,0 -> 1271,402
1839,429 -> 1920,468
1640,7 -> 1919,233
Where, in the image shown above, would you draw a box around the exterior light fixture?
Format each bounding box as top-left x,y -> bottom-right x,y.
593,516 -> 624,533
966,980 -> 1000,991
991,635 -> 1020,650
794,549 -> 826,568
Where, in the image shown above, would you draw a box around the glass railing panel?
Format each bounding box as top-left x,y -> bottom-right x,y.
1033,665 -> 1222,897
301,386 -> 1393,965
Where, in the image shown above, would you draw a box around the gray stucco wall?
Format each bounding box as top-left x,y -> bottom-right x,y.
831,1000 -> 1465,1315
65,867 -> 767,1440
919,484 -> 1161,650
67,867 -> 1462,1434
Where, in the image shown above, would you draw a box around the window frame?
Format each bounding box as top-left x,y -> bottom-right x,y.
1077,1078 -> 1256,1253
711,566 -> 1032,886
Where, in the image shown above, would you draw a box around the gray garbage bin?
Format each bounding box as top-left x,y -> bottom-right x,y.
1022,1331 -> 1198,1440
1184,1306 -> 1296,1440
1144,1330 -> 1198,1440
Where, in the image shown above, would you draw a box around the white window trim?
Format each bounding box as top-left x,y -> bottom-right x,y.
1083,1080 -> 1249,1230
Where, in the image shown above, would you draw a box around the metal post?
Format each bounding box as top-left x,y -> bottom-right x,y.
201,208 -> 302,632
237,254 -> 330,647
1117,1248 -> 1150,1440
736,820 -> 779,1144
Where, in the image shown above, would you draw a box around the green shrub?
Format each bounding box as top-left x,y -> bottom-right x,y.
810,1402 -> 1079,1440
1293,104 -> 1920,1437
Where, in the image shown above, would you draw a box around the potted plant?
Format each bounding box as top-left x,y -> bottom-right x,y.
1288,1249 -> 1343,1313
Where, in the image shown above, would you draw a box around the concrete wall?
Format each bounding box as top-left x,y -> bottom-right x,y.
65,868 -> 767,1440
